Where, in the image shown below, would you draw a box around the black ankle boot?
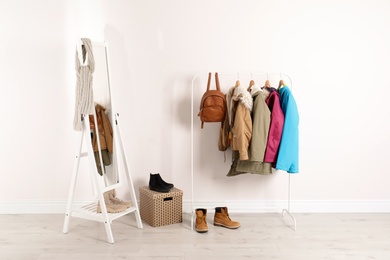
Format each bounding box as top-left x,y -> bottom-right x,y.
155,173 -> 174,189
149,173 -> 171,193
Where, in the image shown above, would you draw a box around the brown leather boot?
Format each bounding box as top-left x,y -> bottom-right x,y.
195,208 -> 208,233
214,207 -> 240,229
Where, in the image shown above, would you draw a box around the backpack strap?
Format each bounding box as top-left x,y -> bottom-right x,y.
215,72 -> 221,91
206,72 -> 211,91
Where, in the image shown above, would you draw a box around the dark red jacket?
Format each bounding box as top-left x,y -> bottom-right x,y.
264,91 -> 284,164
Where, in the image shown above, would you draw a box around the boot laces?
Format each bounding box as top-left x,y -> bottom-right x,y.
222,209 -> 232,221
199,216 -> 206,223
196,215 -> 206,224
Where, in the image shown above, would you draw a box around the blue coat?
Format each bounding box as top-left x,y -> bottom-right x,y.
276,86 -> 299,173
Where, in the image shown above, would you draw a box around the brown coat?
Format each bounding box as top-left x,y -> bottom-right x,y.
231,102 -> 252,160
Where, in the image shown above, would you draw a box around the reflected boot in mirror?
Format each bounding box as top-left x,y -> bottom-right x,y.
96,190 -> 127,213
109,189 -> 131,208
149,173 -> 171,193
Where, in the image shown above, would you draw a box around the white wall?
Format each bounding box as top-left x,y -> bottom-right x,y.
1,0 -> 390,213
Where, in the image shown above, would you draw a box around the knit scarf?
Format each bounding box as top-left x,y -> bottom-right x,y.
73,38 -> 95,131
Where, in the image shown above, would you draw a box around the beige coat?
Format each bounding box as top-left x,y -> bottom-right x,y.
248,91 -> 271,161
227,84 -> 253,160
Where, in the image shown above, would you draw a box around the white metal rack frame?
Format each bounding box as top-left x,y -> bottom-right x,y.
190,72 -> 297,231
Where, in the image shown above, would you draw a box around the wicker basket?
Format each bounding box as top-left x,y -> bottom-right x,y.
139,186 -> 183,227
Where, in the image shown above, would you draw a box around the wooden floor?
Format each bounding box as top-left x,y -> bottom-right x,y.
1,213 -> 390,259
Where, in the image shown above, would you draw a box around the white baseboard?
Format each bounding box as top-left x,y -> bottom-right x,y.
183,200 -> 390,213
1,200 -> 390,214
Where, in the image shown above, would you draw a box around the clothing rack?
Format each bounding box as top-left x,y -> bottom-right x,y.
190,72 -> 297,231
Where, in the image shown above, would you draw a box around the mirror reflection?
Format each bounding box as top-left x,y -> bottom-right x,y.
90,43 -> 118,186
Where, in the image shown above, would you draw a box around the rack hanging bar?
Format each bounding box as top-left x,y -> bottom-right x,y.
190,72 -> 296,231
199,72 -> 293,90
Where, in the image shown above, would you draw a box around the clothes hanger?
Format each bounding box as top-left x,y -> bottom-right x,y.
264,80 -> 271,88
247,73 -> 254,91
278,74 -> 285,90
235,80 -> 240,87
250,82 -> 262,95
234,73 -> 240,90
278,79 -> 285,90
247,79 -> 255,91
233,79 -> 241,92
247,74 -> 262,94
263,73 -> 271,88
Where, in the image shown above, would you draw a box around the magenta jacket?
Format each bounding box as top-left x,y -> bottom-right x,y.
263,91 -> 284,164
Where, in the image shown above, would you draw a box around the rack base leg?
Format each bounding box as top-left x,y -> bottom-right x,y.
282,209 -> 297,230
104,220 -> 115,244
63,213 -> 71,234
63,154 -> 82,234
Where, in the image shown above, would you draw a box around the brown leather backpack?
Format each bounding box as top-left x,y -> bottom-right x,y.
198,72 -> 227,129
